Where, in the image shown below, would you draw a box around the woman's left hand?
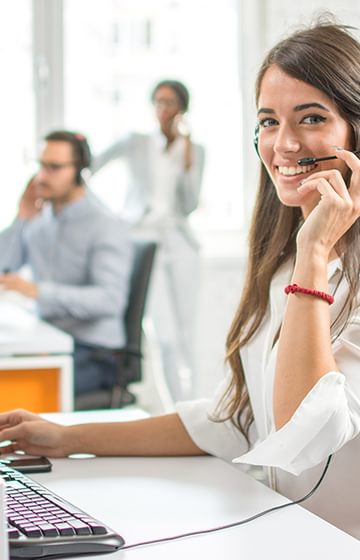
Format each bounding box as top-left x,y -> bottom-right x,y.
296,148 -> 360,257
172,113 -> 191,138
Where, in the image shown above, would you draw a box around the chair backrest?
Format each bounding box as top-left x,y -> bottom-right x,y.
74,238 -> 157,411
123,238 -> 157,383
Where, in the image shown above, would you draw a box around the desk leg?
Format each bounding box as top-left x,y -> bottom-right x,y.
59,355 -> 74,411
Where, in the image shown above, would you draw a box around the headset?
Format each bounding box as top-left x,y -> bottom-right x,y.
71,133 -> 92,185
253,123 -> 260,157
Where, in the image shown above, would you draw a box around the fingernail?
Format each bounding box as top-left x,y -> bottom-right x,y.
334,146 -> 343,151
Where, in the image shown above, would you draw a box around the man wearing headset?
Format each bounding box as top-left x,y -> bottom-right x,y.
0,130 -> 133,399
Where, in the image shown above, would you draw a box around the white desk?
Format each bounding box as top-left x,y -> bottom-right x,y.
32,410 -> 360,560
0,300 -> 73,411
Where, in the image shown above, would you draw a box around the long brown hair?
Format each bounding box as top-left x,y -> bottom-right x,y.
215,18 -> 360,444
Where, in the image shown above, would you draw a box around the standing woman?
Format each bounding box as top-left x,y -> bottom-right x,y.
92,80 -> 205,400
1,18 -> 360,539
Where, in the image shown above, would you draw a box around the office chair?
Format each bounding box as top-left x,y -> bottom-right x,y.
74,239 -> 157,410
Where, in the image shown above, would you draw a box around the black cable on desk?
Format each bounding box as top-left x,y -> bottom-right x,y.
123,455 -> 332,550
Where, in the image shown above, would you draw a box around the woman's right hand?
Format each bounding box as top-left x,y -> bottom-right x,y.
296,149 -> 360,259
0,409 -> 69,458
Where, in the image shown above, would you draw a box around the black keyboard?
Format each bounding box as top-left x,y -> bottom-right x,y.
0,463 -> 125,558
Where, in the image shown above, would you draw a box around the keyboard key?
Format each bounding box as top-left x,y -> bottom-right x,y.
22,526 -> 42,538
37,523 -> 59,537
7,527 -> 21,539
67,519 -> 92,535
54,523 -> 76,536
87,522 -> 108,535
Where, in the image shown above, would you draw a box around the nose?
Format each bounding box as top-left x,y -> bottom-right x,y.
37,167 -> 49,181
37,166 -> 53,183
157,106 -> 168,119
273,124 -> 301,155
37,167 -> 46,179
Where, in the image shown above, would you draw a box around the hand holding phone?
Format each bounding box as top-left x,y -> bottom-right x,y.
173,113 -> 191,137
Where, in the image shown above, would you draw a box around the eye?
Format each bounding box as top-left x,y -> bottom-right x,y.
258,117 -> 278,128
302,114 -> 326,125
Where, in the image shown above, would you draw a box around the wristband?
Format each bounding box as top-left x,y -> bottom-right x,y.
284,283 -> 334,305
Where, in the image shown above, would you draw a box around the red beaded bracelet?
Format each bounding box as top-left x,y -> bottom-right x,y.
284,283 -> 334,305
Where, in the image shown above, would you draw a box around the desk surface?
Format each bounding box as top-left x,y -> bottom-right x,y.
0,300 -> 73,356
31,410 -> 360,560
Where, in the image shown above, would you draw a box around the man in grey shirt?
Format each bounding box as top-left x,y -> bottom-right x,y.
0,130 -> 133,396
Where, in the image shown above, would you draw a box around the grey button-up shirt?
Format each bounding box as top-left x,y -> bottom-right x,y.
0,190 -> 133,348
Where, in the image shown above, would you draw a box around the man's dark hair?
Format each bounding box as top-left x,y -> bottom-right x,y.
45,130 -> 92,185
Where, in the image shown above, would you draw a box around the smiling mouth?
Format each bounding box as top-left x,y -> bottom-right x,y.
277,164 -> 316,176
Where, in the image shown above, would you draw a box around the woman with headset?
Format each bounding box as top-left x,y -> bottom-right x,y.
1,17 -> 360,539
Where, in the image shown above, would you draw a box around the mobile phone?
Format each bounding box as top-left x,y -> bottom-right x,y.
176,113 -> 191,136
0,455 -> 52,473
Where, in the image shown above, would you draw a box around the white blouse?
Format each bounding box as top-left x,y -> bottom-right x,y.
176,259 -> 360,539
146,134 -> 190,226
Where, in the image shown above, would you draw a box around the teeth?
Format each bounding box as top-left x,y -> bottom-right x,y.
278,165 -> 314,176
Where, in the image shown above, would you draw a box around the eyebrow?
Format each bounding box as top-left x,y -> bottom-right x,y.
257,102 -> 330,115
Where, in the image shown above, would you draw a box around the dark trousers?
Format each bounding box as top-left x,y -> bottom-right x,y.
73,342 -> 118,396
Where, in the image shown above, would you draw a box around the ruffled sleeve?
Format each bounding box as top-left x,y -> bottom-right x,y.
233,371 -> 360,475
176,377 -> 256,462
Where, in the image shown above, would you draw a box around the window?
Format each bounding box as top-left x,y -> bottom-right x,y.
0,2 -> 34,229
64,0 -> 243,228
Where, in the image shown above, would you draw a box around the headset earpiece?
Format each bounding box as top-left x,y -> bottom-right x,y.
253,124 -> 260,157
73,133 -> 92,184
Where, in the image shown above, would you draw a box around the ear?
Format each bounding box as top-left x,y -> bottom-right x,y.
253,124 -> 260,156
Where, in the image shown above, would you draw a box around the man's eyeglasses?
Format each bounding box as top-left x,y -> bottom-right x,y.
38,161 -> 76,173
153,98 -> 179,109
